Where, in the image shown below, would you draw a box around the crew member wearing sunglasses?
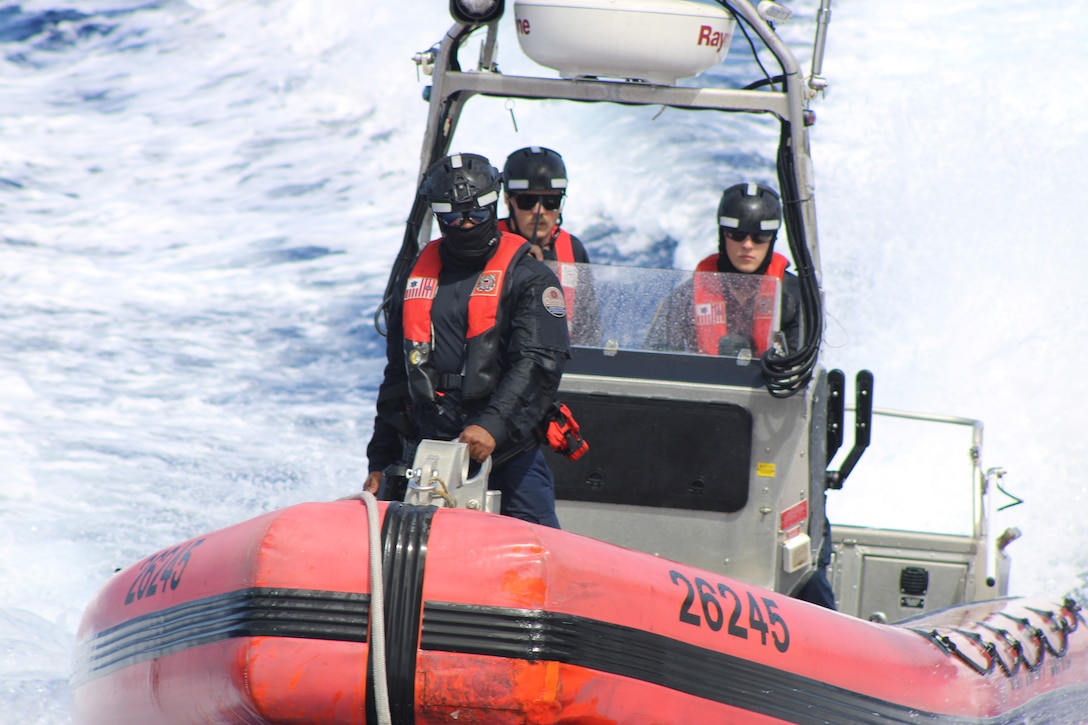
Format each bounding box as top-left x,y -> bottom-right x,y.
499,147 -> 591,264
365,152 -> 569,529
646,182 -> 802,358
499,147 -> 600,345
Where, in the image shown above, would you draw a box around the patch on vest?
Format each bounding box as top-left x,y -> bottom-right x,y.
542,286 -> 566,317
473,271 -> 502,296
405,277 -> 437,301
695,302 -> 726,326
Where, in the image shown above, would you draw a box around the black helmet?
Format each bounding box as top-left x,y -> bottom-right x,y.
420,152 -> 502,213
502,147 -> 568,193
717,183 -> 781,235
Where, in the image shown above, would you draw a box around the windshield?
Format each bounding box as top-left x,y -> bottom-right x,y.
547,262 -> 783,361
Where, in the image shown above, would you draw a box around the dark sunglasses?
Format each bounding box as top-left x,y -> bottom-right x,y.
437,207 -> 493,228
724,229 -> 776,244
513,193 -> 564,211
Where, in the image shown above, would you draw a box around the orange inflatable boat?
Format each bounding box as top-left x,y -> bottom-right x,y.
71,500 -> 1088,724
68,0 -> 1088,721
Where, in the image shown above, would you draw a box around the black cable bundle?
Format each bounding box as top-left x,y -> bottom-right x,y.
710,1 -> 823,397
761,123 -> 823,398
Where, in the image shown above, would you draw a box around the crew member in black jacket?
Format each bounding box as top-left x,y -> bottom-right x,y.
499,146 -> 601,346
365,153 -> 569,528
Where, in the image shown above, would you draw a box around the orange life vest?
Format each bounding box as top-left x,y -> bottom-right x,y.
693,252 -> 788,356
497,218 -> 575,263
498,218 -> 578,330
402,232 -> 529,401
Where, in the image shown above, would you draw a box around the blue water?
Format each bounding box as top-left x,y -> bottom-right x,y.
2,0 -> 1087,721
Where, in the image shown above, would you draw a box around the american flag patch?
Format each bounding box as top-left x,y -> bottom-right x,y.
405,277 -> 437,301
695,302 -> 726,326
558,263 -> 578,289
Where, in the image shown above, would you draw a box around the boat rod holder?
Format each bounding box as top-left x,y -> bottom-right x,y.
476,16 -> 499,73
826,369 -> 873,490
808,0 -> 832,93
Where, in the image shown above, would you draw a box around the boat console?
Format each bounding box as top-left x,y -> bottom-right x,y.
386,0 -> 1014,620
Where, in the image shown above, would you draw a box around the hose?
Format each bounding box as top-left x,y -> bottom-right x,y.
360,491 -> 392,725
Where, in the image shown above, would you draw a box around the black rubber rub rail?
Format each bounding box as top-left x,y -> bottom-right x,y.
419,600 -> 1088,725
70,587 -> 371,686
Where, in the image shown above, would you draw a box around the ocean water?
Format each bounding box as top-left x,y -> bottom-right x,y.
1,0 -> 1086,721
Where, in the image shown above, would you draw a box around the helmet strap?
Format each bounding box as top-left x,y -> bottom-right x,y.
506,197 -> 558,247
530,208 -> 543,246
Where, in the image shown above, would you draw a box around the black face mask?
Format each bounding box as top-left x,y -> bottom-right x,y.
717,229 -> 776,275
438,215 -> 499,268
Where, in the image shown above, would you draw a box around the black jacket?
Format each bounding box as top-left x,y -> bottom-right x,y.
367,242 -> 570,473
